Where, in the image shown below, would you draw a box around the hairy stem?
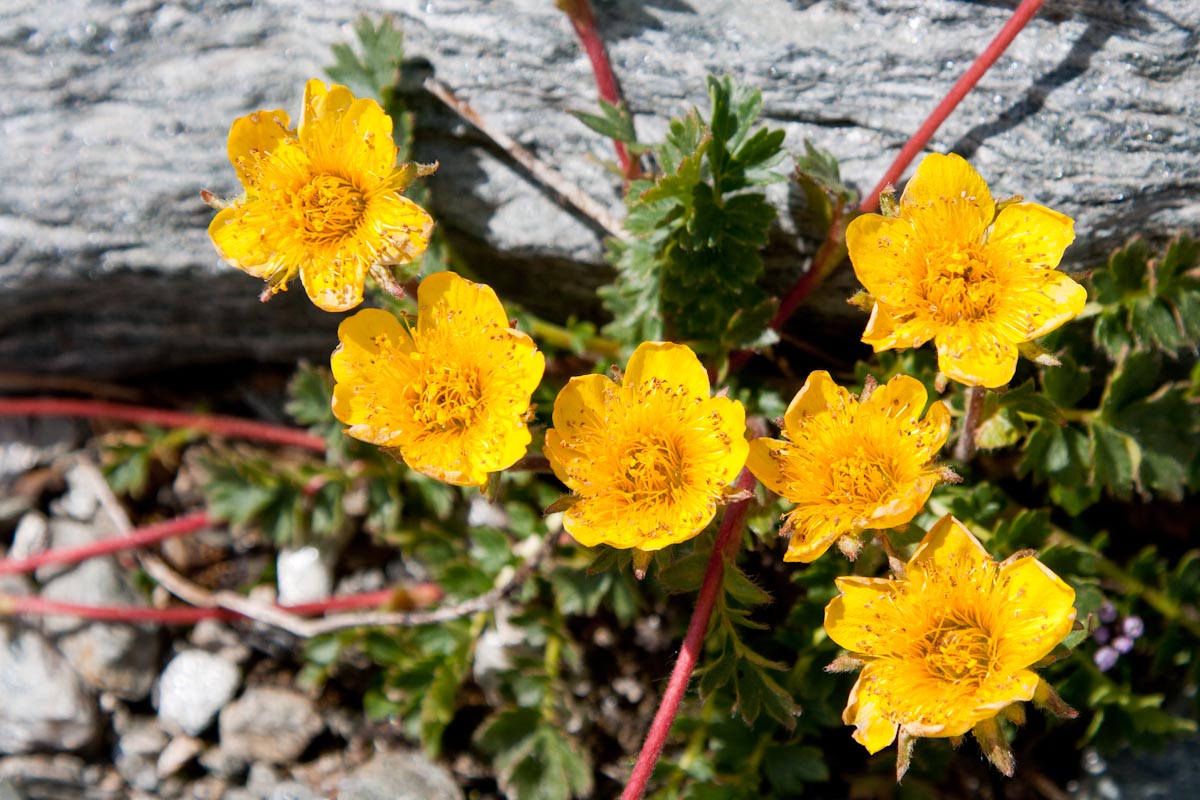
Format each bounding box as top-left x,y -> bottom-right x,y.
0,511 -> 212,576
621,467 -> 757,800
955,385 -> 987,463
558,0 -> 642,181
0,397 -> 326,453
0,585 -> 438,626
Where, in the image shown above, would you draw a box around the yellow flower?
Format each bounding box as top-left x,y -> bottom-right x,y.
825,514 -> 1077,777
747,371 -> 950,563
847,153 -> 1084,388
330,271 -> 544,487
209,79 -> 435,312
544,342 -> 748,552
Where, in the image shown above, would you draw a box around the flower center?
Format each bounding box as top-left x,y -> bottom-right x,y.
825,456 -> 890,507
621,433 -> 686,498
415,366 -> 483,433
919,242 -> 1002,325
297,174 -> 367,244
921,622 -> 995,682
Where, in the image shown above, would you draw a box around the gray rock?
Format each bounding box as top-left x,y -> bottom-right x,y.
268,783 -> 325,800
115,717 -> 168,793
218,687 -> 324,765
53,463 -> 101,522
198,744 -> 247,781
0,627 -> 99,754
9,512 -> 48,561
155,650 -> 241,736
245,762 -> 283,798
39,552 -> 160,700
338,750 -> 461,800
0,754 -> 86,798
2,1 -> 1197,377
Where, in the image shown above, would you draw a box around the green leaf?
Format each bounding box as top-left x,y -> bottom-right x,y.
1090,422 -> 1137,498
659,550 -> 711,594
325,15 -> 406,102
723,565 -> 772,607
569,99 -> 638,144
763,744 -> 830,791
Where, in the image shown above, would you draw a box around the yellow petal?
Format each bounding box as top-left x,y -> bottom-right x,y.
908,514 -> 991,581
622,342 -> 711,400
208,204 -> 287,281
549,373 -> 615,442
300,253 -> 369,312
417,271 -> 509,336
366,194 -> 435,267
864,472 -> 939,529
989,202 -> 1075,272
299,79 -> 355,145
846,214 -> 917,305
934,325 -> 1019,388
824,576 -> 902,655
861,302 -> 931,352
704,396 -> 750,484
863,374 -> 929,424
782,370 -> 852,438
227,108 -> 293,189
916,399 -> 953,460
843,667 -> 900,754
746,437 -> 792,497
972,669 -> 1040,716
783,518 -> 845,563
900,153 -> 995,244
993,268 -> 1088,344
328,97 -> 397,177
993,557 -> 1077,669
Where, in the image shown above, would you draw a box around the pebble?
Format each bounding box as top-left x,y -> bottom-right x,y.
156,650 -> 242,736
40,555 -> 161,700
8,511 -> 48,560
338,751 -> 462,800
0,627 -> 98,753
276,546 -> 334,606
115,717 -> 169,792
218,687 -> 324,765
269,782 -> 325,800
157,735 -> 205,779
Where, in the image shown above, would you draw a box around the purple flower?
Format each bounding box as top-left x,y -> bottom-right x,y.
1098,600 -> 1118,625
1093,626 -> 1111,644
1094,645 -> 1119,672
1121,616 -> 1145,639
1112,635 -> 1135,654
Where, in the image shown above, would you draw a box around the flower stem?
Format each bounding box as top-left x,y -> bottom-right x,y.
955,386 -> 987,463
621,467 -> 757,800
0,511 -> 212,576
859,0 -> 1046,213
0,586 -> 430,626
558,0 -> 642,181
0,397 -> 327,453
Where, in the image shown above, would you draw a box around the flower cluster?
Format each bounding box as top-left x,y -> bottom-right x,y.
209,81 -> 1086,786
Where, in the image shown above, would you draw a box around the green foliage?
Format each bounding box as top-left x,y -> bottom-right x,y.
101,426 -> 196,498
476,708 -> 594,799
601,76 -> 788,350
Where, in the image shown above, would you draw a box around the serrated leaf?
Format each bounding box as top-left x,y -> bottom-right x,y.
763,743 -> 830,791
659,550 -> 711,594
569,99 -> 637,143
1090,422 -> 1137,498
724,565 -> 772,607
